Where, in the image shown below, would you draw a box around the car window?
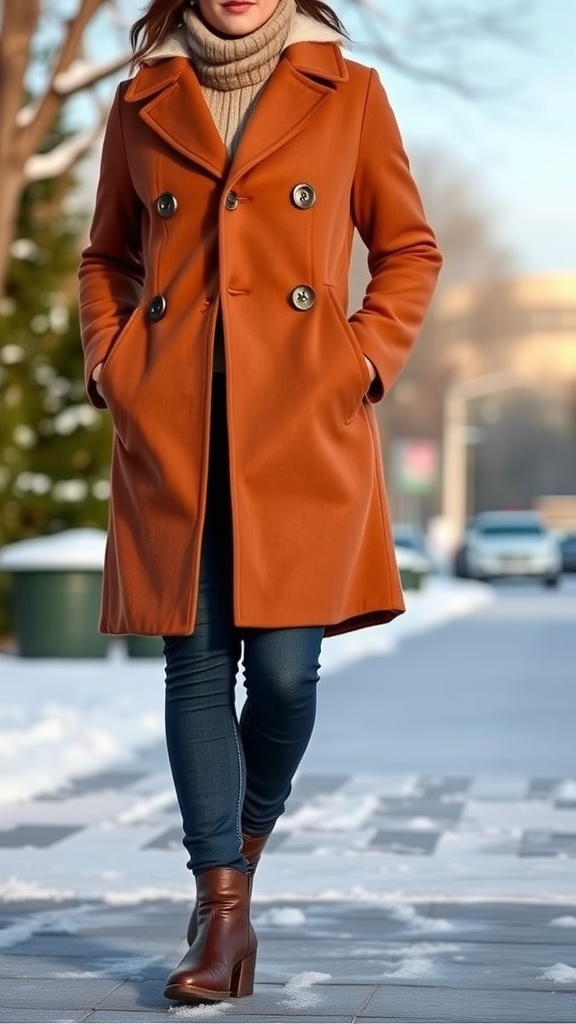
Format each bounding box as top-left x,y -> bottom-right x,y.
477,523 -> 543,536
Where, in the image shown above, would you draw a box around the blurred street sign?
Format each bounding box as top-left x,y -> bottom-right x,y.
393,439 -> 439,495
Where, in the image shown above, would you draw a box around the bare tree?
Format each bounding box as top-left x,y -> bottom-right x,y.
0,0 -> 534,298
0,0 -> 128,296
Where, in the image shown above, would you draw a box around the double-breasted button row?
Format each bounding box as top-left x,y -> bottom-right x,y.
290,285 -> 316,311
156,192 -> 177,218
149,288 -> 316,319
223,185 -> 316,211
291,183 -> 316,209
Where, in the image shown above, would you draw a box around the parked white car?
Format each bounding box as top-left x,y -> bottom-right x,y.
465,511 -> 561,587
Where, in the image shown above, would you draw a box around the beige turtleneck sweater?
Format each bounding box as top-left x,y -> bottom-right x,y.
183,0 -> 295,155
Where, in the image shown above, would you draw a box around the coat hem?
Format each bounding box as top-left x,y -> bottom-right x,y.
98,604 -> 405,639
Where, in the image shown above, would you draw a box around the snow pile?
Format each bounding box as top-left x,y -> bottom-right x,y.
0,577 -> 491,806
276,793 -> 379,833
254,906 -> 306,927
0,658 -> 164,804
168,1002 -> 233,1018
539,963 -> 576,984
385,957 -> 433,979
550,916 -> 576,927
382,900 -> 453,933
280,971 -> 331,1009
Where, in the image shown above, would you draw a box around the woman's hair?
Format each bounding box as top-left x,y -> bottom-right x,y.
130,0 -> 348,64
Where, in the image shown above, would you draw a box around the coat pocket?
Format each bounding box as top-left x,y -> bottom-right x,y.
99,306 -> 141,391
324,284 -> 371,422
98,306 -> 143,441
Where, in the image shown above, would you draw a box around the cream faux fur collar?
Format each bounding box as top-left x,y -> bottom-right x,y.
145,11 -> 345,63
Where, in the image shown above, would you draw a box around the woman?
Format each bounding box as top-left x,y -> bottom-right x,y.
79,0 -> 442,1005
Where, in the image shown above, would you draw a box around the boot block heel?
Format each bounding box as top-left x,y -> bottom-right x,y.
231,949 -> 256,997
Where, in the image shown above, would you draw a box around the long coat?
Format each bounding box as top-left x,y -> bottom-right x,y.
79,41 -> 442,638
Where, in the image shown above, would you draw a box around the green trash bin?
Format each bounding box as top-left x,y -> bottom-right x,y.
0,529 -> 109,658
126,634 -> 165,658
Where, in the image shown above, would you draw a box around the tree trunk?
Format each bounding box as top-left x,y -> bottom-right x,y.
0,0 -> 40,296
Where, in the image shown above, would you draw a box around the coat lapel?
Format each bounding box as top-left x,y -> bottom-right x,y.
124,43 -> 348,183
125,58 -> 228,180
228,42 -> 348,185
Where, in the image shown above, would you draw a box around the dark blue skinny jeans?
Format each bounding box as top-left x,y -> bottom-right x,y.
163,377 -> 323,875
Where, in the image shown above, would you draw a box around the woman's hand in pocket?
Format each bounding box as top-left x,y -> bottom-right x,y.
91,362 -> 104,398
364,355 -> 376,386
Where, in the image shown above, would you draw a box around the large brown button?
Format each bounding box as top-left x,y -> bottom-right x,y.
225,191 -> 239,211
290,285 -> 316,311
148,294 -> 167,321
156,192 -> 177,218
291,183 -> 316,209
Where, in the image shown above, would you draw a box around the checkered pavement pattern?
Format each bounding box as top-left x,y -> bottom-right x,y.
2,753 -> 576,859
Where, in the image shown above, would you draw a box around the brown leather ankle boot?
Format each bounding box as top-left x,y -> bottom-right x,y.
164,867 -> 257,1003
186,832 -> 270,946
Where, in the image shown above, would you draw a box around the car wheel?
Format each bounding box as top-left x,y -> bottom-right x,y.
543,575 -> 560,589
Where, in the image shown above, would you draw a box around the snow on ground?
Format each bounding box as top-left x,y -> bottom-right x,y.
538,963 -> 576,984
0,576 -> 491,805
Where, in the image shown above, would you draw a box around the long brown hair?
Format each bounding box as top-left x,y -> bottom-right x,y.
130,0 -> 348,65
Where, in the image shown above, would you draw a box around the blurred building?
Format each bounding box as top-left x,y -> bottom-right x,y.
366,269 -> 576,527
437,272 -> 576,382
436,271 -> 576,529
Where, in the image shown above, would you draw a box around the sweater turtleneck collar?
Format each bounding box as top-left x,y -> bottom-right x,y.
182,0 -> 295,90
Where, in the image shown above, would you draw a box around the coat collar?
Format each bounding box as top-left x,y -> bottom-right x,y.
123,43 -> 348,180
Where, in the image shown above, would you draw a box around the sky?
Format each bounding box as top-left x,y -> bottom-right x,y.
79,0 -> 575,279
341,0 -> 575,277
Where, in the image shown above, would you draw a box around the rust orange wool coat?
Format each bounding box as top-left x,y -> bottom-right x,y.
79,40 -> 442,638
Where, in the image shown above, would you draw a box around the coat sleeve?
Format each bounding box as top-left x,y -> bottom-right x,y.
78,82 -> 144,408
350,69 -> 442,402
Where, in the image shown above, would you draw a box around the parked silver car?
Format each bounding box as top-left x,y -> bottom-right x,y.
465,511 -> 561,587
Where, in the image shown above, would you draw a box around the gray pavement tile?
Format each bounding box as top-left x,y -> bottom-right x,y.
0,952 -> 173,980
335,902 -> 437,924
376,796 -> 464,823
368,829 -> 441,854
290,774 -> 350,798
360,984 -> 576,1022
528,778 -> 562,800
4,934 -> 174,958
85,1015 -> 354,1023
0,954 -> 87,978
96,979 -> 374,1015
37,769 -> 149,802
0,900 -> 85,917
520,829 -> 576,856
426,900 -> 576,941
81,1015 -> 175,1023
0,1012 -> 88,1023
0,824 -> 84,848
0,977 -> 124,1010
142,826 -> 182,851
419,776 -> 472,797
256,939 -> 576,989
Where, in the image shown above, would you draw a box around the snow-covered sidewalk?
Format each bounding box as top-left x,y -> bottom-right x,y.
0,576 -> 492,805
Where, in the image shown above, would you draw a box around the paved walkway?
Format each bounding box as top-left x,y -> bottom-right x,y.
1,756 -> 576,1022
2,584 -> 576,1021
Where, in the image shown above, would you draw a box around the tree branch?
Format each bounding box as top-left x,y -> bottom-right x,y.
23,0 -> 110,161
52,54 -> 131,96
24,120 -> 105,184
